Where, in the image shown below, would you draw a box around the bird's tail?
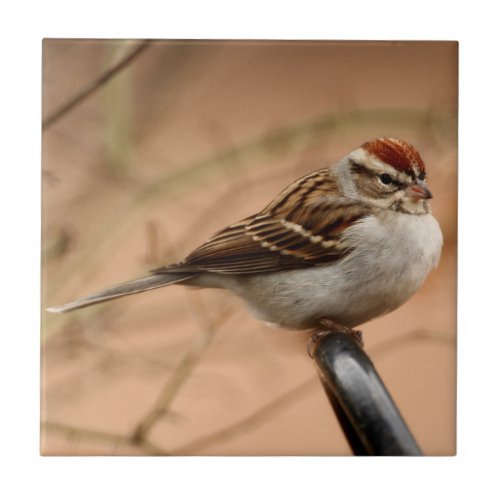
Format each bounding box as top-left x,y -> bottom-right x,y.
46,272 -> 197,313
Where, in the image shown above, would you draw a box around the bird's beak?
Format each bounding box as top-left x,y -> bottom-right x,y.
406,179 -> 433,200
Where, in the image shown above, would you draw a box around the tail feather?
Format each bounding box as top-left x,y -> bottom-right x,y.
46,272 -> 197,313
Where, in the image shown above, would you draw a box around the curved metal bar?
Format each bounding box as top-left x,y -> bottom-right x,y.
312,331 -> 422,456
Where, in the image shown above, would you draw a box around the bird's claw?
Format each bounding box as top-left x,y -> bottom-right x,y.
307,320 -> 364,358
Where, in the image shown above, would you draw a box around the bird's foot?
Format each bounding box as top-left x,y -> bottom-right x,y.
319,319 -> 364,348
307,319 -> 364,358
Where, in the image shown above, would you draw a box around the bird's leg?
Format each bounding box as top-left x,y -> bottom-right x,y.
307,319 -> 364,358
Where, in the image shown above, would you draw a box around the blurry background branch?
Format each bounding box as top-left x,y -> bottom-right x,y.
42,329 -> 453,455
131,295 -> 232,447
42,40 -> 151,130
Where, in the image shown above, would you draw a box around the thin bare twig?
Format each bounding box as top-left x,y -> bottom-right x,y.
42,40 -> 151,130
170,329 -> 454,454
370,329 -> 453,358
172,377 -> 318,455
42,421 -> 170,455
44,327 -> 452,455
130,301 -> 231,446
129,229 -> 233,444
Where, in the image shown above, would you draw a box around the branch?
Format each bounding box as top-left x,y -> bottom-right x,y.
130,296 -> 232,446
42,421 -> 170,455
42,40 -> 151,130
172,377 -> 318,455
170,329 -> 452,455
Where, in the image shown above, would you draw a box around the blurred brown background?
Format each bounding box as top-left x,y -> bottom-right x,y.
41,40 -> 457,455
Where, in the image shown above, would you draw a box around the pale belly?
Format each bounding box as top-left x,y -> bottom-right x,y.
219,212 -> 443,329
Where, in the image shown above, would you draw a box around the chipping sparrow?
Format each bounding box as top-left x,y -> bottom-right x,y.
48,138 -> 443,337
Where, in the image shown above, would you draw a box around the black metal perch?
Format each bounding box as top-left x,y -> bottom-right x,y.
311,331 -> 422,456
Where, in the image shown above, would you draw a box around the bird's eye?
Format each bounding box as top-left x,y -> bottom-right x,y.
379,174 -> 393,185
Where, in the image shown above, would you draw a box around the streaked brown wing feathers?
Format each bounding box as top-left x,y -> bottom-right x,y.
154,169 -> 372,275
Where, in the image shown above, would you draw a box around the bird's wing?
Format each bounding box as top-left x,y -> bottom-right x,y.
153,169 -> 373,275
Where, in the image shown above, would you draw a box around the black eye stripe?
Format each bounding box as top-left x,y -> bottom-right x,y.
350,160 -> 371,176
350,160 -> 408,189
379,173 -> 405,188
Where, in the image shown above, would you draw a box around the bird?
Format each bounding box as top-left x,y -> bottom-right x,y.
47,137 -> 443,344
